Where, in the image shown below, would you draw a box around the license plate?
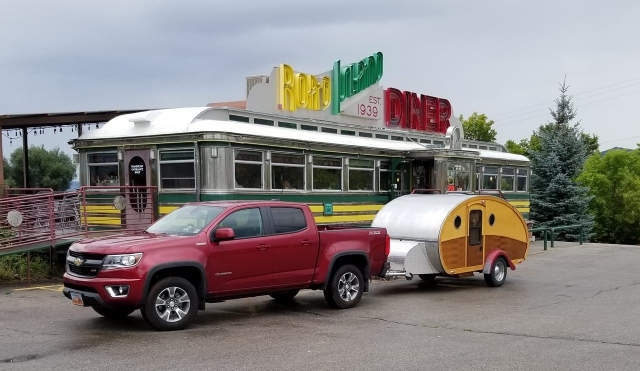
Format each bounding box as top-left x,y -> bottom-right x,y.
70,292 -> 84,306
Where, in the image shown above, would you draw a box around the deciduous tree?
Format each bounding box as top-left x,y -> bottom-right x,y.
459,112 -> 498,142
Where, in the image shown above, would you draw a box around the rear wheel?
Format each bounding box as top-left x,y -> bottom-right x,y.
484,257 -> 507,287
323,264 -> 364,309
91,305 -> 135,319
269,290 -> 300,302
142,277 -> 199,331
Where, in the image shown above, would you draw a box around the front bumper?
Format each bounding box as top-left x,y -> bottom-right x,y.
62,272 -> 145,309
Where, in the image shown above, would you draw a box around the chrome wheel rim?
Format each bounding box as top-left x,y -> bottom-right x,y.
338,272 -> 360,301
494,261 -> 505,282
155,286 -> 190,323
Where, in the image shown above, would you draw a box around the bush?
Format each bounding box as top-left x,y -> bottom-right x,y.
0,253 -> 54,281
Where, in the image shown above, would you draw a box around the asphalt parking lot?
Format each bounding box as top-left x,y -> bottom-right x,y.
1,242 -> 640,371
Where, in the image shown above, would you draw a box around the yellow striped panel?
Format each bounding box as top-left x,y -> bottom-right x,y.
509,200 -> 530,213
82,205 -> 122,225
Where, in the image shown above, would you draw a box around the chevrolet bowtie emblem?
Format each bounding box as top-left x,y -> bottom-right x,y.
74,258 -> 83,266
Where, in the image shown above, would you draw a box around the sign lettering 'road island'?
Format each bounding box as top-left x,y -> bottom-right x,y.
245,51 -> 454,135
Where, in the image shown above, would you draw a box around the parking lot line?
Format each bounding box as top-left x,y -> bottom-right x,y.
13,285 -> 63,292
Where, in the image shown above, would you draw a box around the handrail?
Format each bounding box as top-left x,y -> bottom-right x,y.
528,224 -> 585,251
411,189 -> 442,194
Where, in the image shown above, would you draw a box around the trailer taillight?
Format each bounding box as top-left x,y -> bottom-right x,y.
385,234 -> 390,256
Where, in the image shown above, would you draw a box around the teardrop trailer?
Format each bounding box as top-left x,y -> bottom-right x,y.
371,191 -> 529,286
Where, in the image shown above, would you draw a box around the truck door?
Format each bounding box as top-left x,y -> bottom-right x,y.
208,207 -> 274,293
466,205 -> 486,268
267,206 -> 319,286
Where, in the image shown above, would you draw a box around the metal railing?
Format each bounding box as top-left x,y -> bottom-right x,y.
0,186 -> 158,255
529,224 -> 585,251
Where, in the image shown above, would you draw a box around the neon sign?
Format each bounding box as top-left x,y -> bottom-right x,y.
384,88 -> 452,134
331,52 -> 383,115
278,64 -> 331,112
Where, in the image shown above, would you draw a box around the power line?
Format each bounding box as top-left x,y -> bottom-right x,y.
493,81 -> 640,122
494,88 -> 640,128
489,76 -> 640,119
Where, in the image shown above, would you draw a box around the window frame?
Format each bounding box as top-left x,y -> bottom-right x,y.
500,166 -> 516,192
270,151 -> 306,191
311,155 -> 343,192
348,158 -> 375,192
86,151 -> 120,188
516,168 -> 528,192
233,149 -> 264,190
379,161 -> 391,192
158,148 -> 196,191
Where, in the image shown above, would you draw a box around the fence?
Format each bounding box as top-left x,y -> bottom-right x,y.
0,186 -> 158,255
529,224 -> 585,251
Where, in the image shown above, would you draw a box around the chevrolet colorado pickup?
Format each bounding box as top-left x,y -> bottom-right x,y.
62,200 -> 390,331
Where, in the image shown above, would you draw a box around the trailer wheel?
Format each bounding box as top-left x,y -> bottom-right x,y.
142,277 -> 199,331
324,264 -> 364,309
269,290 -> 300,302
484,257 -> 507,287
91,305 -> 135,319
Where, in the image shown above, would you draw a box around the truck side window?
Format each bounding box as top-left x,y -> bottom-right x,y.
270,207 -> 307,234
219,208 -> 264,239
469,210 -> 482,245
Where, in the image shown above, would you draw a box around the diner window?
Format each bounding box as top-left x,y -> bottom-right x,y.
229,114 -> 250,123
359,132 -> 373,138
349,159 -> 374,191
301,125 -> 317,131
341,130 -> 356,136
312,156 -> 342,191
234,150 -> 263,189
447,163 -> 472,191
376,134 -> 388,139
379,161 -> 391,191
87,153 -> 119,187
482,166 -> 499,190
501,167 -> 515,191
278,121 -> 297,129
159,150 -> 196,189
391,136 -> 404,141
271,153 -> 305,190
321,127 -> 338,134
254,118 -> 274,126
517,168 -> 528,191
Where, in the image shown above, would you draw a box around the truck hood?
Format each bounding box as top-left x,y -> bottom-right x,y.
69,233 -> 191,255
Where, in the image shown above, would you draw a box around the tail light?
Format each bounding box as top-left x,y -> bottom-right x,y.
384,234 -> 390,256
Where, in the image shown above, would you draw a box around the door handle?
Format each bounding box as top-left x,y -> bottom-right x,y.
300,239 -> 312,246
256,244 -> 270,250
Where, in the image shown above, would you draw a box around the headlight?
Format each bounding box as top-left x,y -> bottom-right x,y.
102,253 -> 143,269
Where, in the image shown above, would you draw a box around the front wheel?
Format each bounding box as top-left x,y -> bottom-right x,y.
484,257 -> 508,287
91,305 -> 135,319
323,264 -> 364,309
142,277 -> 199,331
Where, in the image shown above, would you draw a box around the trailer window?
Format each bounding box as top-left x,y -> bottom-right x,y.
349,159 -> 374,191
501,167 -> 515,191
235,150 -> 263,189
469,210 -> 482,245
271,153 -> 305,190
312,156 -> 342,191
87,153 -> 119,187
159,150 -> 196,189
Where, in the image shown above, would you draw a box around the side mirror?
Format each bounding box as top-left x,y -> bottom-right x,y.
211,227 -> 235,242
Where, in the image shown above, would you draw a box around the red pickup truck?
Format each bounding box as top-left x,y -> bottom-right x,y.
62,200 -> 390,331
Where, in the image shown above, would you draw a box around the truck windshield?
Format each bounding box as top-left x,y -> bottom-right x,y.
146,205 -> 226,236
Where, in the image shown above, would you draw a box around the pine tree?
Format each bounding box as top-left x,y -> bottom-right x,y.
528,77 -> 595,241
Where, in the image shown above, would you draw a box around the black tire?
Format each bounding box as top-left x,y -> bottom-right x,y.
418,274 -> 437,282
269,290 -> 300,302
91,305 -> 135,319
323,264 -> 364,309
142,277 -> 199,331
484,257 -> 508,287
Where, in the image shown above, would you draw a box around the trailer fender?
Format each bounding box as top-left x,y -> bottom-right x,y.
483,250 -> 516,274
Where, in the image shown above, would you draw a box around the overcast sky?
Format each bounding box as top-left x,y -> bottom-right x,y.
2,0 -> 639,173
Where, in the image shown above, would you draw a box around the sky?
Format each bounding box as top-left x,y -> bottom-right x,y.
2,0 -> 640,173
